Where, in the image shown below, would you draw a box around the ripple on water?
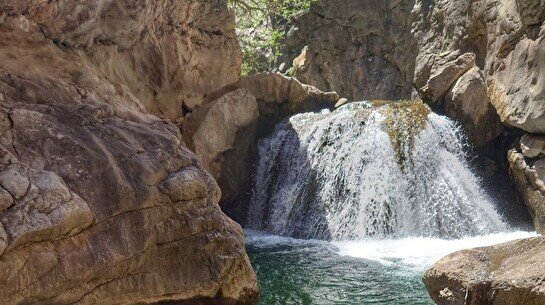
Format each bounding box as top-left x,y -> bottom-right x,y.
246,230 -> 537,305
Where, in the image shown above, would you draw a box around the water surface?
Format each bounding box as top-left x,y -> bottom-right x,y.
246,230 -> 536,305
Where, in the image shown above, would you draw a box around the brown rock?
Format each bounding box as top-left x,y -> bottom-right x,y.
0,165 -> 30,199
2,0 -> 242,123
445,67 -> 503,146
184,89 -> 259,208
421,52 -> 476,103
0,1 -> 258,304
280,0 -> 545,139
0,189 -> 13,212
508,149 -> 545,234
424,237 -> 545,305
236,73 -> 339,107
281,0 -> 417,101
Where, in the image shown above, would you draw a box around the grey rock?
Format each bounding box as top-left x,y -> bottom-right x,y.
520,134 -> 545,158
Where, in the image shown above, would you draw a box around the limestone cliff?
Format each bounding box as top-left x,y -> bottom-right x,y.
0,1 -> 257,304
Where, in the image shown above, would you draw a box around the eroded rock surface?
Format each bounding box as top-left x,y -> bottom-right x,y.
0,1 -> 257,304
445,67 -> 504,146
281,0 -> 545,143
508,149 -> 545,234
183,89 -> 259,211
424,237 -> 545,305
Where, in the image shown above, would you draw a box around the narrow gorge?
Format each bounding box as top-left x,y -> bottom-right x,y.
0,0 -> 543,305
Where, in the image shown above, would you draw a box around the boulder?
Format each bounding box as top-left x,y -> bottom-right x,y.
445,67 -> 503,146
183,89 -> 259,208
508,149 -> 545,234
520,134 -> 545,158
424,236 -> 545,305
0,1 -> 258,304
421,52 -> 476,104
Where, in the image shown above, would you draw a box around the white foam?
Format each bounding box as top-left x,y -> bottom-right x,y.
333,231 -> 538,268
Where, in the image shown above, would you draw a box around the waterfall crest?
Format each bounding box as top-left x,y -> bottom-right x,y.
247,101 -> 507,240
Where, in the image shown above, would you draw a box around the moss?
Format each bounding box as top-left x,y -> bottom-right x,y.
378,100 -> 431,169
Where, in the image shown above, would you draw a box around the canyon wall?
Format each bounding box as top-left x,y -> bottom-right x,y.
0,1 -> 257,304
280,0 -> 544,228
282,0 -> 543,147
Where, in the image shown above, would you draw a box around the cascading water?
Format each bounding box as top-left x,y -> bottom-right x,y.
247,100 -> 508,241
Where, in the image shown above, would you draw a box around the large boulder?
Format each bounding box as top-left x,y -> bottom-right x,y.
420,52 -> 476,104
445,67 -> 504,146
183,89 -> 259,216
0,1 -> 257,304
423,236 -> 545,305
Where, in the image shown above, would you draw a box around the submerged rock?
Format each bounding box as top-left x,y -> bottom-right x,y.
424,236 -> 545,305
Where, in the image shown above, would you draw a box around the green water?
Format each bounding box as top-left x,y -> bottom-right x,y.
245,230 -> 536,305
245,233 -> 433,305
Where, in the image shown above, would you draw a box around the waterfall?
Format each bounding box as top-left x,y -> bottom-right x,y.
247,101 -> 507,241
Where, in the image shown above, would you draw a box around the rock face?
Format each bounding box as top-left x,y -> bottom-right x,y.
183,89 -> 259,215
508,149 -> 545,234
281,0 -> 545,145
2,0 -> 241,125
424,237 -> 545,305
281,0 -> 417,101
0,1 -> 257,304
444,67 -> 504,146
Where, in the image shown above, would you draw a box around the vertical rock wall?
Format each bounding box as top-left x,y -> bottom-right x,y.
0,1 -> 257,304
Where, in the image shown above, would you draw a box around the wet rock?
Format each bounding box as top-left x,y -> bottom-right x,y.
424,236 -> 545,305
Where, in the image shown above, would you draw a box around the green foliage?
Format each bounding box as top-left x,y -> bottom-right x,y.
229,0 -> 316,75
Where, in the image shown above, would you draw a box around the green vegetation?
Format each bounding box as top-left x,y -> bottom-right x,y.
228,0 -> 316,75
380,100 -> 431,169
